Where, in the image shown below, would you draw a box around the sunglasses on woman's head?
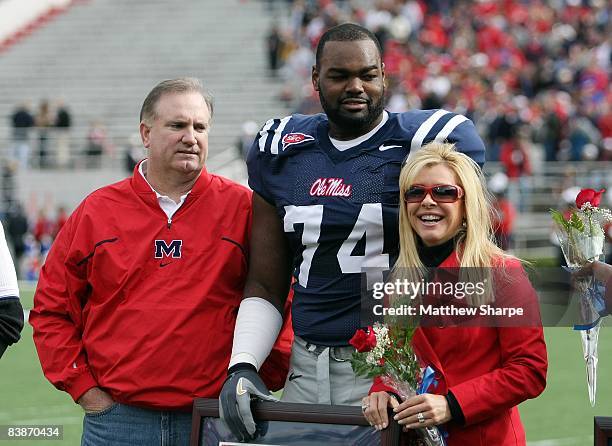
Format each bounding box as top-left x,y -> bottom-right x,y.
404,184 -> 464,203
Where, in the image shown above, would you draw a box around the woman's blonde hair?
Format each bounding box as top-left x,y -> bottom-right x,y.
394,141 -> 509,305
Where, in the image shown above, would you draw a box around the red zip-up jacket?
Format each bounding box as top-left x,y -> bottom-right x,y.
30,163 -> 291,410
371,254 -> 547,445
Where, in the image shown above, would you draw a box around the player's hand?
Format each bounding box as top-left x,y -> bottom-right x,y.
219,365 -> 278,442
393,393 -> 451,431
361,392 -> 400,431
574,261 -> 612,284
78,387 -> 114,413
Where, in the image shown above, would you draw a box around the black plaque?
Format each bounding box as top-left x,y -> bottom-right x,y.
595,417 -> 612,446
191,399 -> 401,446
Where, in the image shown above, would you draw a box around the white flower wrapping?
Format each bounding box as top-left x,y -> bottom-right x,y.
380,373 -> 446,446
572,230 -> 604,262
560,229 -> 605,267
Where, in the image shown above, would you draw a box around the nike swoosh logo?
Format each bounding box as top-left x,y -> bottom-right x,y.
159,262 -> 172,267
237,378 -> 247,395
378,144 -> 403,151
288,372 -> 302,382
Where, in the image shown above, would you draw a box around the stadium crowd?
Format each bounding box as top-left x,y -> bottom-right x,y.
2,202 -> 67,281
8,100 -> 120,170
268,0 -> 611,165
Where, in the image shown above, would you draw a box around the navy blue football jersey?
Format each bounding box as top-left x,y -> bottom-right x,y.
248,110 -> 485,346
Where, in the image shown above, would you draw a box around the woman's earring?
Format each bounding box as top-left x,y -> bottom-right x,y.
462,220 -> 467,228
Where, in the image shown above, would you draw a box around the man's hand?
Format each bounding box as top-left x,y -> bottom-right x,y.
573,261 -> 612,311
574,261 -> 612,284
77,387 -> 114,413
219,366 -> 278,442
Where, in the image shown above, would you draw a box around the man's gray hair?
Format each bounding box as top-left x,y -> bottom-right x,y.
140,78 -> 214,124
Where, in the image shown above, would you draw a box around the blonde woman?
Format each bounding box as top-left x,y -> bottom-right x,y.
361,142 -> 547,445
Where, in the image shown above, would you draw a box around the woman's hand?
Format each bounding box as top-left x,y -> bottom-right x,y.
361,391 -> 400,430
393,393 -> 451,431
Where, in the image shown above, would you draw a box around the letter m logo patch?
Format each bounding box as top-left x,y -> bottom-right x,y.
154,240 -> 183,259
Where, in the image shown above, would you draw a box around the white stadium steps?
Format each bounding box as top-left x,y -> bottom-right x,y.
0,0 -> 291,207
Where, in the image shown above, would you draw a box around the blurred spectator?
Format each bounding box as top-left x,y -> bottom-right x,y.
124,133 -> 144,173
53,206 -> 68,238
567,107 -> 601,161
23,234 -> 42,281
54,100 -> 72,168
1,161 -> 17,212
266,24 -> 283,73
599,103 -> 612,160
237,120 -> 259,160
489,172 -> 516,251
10,102 -> 34,169
294,87 -> 323,114
540,106 -> 564,162
500,127 -> 532,211
35,100 -> 53,168
33,210 -> 52,244
488,103 -> 520,161
598,103 -> 612,138
9,204 -> 69,282
85,120 -> 111,168
5,203 -> 28,279
500,129 -> 532,179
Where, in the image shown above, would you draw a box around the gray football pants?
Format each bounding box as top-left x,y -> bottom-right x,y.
281,336 -> 372,405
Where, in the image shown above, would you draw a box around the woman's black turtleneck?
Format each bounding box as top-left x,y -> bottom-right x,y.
416,236 -> 455,267
414,235 -> 465,425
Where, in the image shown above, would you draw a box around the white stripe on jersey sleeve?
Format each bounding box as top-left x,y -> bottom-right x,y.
0,221 -> 18,299
410,109 -> 450,153
258,119 -> 276,152
434,114 -> 469,143
270,116 -> 291,155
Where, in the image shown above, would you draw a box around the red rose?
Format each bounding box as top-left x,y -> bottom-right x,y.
366,330 -> 377,350
576,188 -> 605,208
350,327 -> 377,352
349,329 -> 369,352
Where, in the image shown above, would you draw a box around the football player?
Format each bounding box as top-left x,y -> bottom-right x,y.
0,221 -> 22,360
219,23 -> 485,442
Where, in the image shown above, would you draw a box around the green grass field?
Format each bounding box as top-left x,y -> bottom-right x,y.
1,287 -> 82,445
3,287 -> 611,445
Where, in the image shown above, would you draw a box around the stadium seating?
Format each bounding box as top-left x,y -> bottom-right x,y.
0,0 -> 291,205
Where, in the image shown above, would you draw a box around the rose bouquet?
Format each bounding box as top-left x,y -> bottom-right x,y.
349,323 -> 445,446
550,188 -> 612,406
550,189 -> 610,267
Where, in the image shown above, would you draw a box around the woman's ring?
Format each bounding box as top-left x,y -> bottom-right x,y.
417,412 -> 425,423
361,403 -> 369,412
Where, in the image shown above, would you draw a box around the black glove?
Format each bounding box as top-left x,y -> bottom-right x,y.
219,363 -> 278,442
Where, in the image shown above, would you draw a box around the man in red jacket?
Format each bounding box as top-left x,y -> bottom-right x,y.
30,78 -> 291,446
